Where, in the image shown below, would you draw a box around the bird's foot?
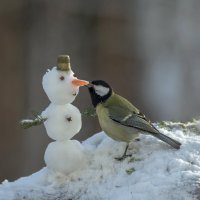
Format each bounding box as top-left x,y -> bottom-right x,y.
115,154 -> 132,161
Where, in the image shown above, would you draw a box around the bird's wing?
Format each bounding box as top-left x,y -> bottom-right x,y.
104,93 -> 159,134
108,104 -> 159,134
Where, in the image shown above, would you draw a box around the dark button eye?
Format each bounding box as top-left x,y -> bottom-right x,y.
60,76 -> 65,80
73,74 -> 77,78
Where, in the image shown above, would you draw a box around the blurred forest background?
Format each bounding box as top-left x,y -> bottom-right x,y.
1,0 -> 200,181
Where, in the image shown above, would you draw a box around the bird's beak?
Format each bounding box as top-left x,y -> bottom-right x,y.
72,79 -> 89,87
84,82 -> 93,88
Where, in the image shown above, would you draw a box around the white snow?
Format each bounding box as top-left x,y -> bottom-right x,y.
44,140 -> 86,175
0,123 -> 200,200
42,103 -> 82,141
42,67 -> 79,104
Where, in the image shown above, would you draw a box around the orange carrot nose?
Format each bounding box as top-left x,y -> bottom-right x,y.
72,79 -> 89,87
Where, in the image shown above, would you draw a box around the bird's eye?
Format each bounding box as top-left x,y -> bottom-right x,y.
59,76 -> 65,81
73,74 -> 77,78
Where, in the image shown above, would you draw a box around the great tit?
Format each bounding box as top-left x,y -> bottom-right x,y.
87,80 -> 181,160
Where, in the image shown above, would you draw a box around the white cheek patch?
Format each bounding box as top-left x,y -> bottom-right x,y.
94,85 -> 110,96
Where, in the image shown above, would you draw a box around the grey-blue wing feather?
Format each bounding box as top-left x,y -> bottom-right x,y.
109,110 -> 181,149
110,112 -> 159,134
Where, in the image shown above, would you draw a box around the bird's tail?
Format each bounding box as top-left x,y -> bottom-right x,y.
153,132 -> 181,149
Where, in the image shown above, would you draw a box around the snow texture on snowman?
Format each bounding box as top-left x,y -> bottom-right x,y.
21,55 -> 89,175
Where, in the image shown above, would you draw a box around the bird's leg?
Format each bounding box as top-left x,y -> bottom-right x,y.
135,138 -> 140,142
115,143 -> 132,161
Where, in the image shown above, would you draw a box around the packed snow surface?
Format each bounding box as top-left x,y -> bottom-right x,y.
1,123 -> 200,200
42,103 -> 82,140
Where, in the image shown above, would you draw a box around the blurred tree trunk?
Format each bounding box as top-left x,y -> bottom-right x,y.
0,0 -> 26,181
95,1 -> 145,110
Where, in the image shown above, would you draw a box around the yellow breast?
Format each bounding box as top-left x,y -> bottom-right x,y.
96,104 -> 139,143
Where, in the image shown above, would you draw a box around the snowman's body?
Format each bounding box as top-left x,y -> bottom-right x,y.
42,103 -> 82,141
41,56 -> 88,175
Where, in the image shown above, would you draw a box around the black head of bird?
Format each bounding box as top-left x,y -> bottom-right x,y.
87,80 -> 113,107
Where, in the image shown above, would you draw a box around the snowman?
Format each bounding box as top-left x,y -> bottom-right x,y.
21,55 -> 89,175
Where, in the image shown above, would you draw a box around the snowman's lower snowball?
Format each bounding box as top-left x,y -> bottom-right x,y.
44,140 -> 86,175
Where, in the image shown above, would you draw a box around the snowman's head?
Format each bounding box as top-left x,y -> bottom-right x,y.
42,67 -> 88,104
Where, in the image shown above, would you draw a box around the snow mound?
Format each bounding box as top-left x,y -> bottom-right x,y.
1,121 -> 200,200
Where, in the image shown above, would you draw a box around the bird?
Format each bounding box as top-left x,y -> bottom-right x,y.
86,80 -> 181,160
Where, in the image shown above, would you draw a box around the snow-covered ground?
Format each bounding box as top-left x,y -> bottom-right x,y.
1,121 -> 200,200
